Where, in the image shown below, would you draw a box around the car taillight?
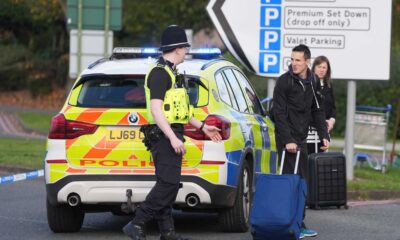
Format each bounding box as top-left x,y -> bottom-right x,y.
184,114 -> 230,140
48,114 -> 98,139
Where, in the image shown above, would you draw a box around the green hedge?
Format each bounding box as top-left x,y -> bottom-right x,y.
0,44 -> 30,91
0,44 -> 68,96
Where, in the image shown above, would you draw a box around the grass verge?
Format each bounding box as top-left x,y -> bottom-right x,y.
17,112 -> 54,134
0,138 -> 46,169
348,165 -> 400,191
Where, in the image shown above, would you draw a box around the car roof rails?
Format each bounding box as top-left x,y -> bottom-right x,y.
88,58 -> 109,69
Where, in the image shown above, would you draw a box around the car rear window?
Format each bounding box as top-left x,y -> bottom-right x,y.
77,76 -> 146,108
76,75 -> 201,108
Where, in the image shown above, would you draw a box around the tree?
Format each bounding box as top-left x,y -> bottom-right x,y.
0,0 -> 32,45
0,0 -> 68,93
393,0 -> 400,50
115,0 -> 212,46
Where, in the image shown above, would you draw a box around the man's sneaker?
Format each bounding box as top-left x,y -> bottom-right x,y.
301,227 -> 318,237
299,231 -> 305,239
122,221 -> 146,240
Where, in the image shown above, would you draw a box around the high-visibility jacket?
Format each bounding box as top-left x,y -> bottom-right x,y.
144,63 -> 193,124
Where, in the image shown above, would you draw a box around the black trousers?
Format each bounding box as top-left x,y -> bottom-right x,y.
276,140 -> 308,224
133,135 -> 183,232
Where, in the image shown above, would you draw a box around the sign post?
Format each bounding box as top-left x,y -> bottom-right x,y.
345,80 -> 356,179
69,30 -> 113,78
207,0 -> 392,180
67,0 -> 122,78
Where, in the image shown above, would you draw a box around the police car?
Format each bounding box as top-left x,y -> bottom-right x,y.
45,47 -> 277,233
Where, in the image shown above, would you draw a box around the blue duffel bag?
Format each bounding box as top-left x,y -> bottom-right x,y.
249,149 -> 307,240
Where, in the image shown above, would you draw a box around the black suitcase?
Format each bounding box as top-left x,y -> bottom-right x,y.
307,152 -> 348,209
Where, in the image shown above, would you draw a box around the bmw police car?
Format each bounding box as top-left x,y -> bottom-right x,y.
45,47 -> 277,233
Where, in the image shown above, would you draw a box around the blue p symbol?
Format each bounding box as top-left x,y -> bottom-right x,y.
261,0 -> 282,4
260,29 -> 281,50
261,6 -> 281,28
259,52 -> 280,74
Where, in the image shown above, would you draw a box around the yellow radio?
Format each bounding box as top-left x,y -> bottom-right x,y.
163,88 -> 193,124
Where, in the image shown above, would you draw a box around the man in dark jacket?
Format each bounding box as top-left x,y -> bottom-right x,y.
273,44 -> 330,239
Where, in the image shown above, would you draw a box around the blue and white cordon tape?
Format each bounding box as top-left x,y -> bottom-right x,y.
0,169 -> 44,184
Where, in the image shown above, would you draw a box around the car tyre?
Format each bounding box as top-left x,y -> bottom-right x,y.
219,160 -> 252,232
47,199 -> 84,233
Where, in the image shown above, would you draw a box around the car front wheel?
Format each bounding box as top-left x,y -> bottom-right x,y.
218,160 -> 252,232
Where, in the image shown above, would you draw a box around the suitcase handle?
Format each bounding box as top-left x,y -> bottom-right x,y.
279,148 -> 301,175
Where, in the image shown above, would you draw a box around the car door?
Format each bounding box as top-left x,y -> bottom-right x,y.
222,68 -> 253,147
231,69 -> 277,175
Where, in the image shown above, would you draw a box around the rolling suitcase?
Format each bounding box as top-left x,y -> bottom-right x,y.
307,152 -> 348,209
250,149 -> 307,240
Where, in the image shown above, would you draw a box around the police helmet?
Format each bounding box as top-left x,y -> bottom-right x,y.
159,25 -> 191,51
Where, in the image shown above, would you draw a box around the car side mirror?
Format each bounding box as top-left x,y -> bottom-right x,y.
260,97 -> 274,122
261,97 -> 272,114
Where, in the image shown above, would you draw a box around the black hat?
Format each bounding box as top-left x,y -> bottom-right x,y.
159,25 -> 191,51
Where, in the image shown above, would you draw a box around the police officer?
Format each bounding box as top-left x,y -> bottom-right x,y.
122,25 -> 222,240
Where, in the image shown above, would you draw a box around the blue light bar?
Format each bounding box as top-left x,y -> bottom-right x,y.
111,47 -> 160,60
189,48 -> 221,55
112,47 -> 160,54
113,47 -> 142,54
111,47 -> 221,60
142,48 -> 158,54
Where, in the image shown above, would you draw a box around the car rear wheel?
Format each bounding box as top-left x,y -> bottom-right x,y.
46,199 -> 84,233
218,160 -> 252,232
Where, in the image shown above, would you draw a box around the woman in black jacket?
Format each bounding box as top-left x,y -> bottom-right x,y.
308,56 -> 336,153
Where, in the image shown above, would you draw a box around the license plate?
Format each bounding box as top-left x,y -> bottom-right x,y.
106,129 -> 144,142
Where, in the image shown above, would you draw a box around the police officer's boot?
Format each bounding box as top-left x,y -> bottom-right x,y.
160,228 -> 189,240
122,221 -> 146,240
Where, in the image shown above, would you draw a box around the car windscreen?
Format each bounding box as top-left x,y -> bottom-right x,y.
76,75 -> 200,108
